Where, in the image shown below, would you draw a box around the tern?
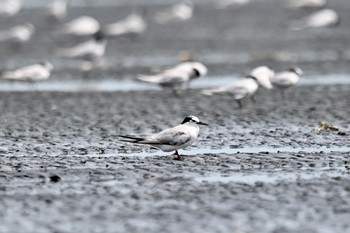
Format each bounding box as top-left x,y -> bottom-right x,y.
58,16 -> 100,36
214,0 -> 250,9
0,62 -> 53,82
137,61 -> 207,93
47,0 -> 67,20
55,31 -> 106,63
286,0 -> 327,8
0,23 -> 35,43
289,9 -> 340,30
119,115 -> 208,160
103,12 -> 147,37
201,66 -> 273,108
154,1 -> 193,24
0,0 -> 21,17
270,67 -> 303,98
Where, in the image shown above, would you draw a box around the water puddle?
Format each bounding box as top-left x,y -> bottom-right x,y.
195,169 -> 347,184
0,74 -> 348,92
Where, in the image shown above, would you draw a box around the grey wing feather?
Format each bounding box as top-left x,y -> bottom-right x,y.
150,129 -> 191,146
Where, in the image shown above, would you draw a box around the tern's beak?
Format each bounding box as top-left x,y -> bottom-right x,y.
197,121 -> 208,126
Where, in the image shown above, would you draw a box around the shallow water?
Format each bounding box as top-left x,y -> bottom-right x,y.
195,169 -> 347,184
0,74 -> 348,92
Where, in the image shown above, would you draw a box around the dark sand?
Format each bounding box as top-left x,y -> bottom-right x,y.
1,1 -> 350,232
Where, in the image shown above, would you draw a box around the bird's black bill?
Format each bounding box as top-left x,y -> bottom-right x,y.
197,121 -> 208,126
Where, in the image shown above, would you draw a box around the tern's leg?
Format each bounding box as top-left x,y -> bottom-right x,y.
172,150 -> 183,160
250,95 -> 256,104
29,82 -> 38,92
280,89 -> 286,100
172,89 -> 181,97
236,99 -> 243,108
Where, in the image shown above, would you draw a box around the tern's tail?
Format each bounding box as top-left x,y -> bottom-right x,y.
136,74 -> 163,84
200,88 -> 225,96
118,135 -> 145,143
0,71 -> 14,80
288,20 -> 307,30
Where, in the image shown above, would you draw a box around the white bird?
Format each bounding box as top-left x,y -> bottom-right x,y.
0,62 -> 54,82
137,62 -> 207,92
103,12 -> 147,37
55,31 -> 106,62
201,66 -> 274,108
286,0 -> 327,8
119,115 -> 208,160
58,16 -> 100,36
154,1 -> 194,24
214,0 -> 250,9
201,75 -> 259,108
270,67 -> 303,98
289,9 -> 340,30
47,0 -> 67,20
0,23 -> 35,43
0,0 -> 21,17
250,66 -> 274,89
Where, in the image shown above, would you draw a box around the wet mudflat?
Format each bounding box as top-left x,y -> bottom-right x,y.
1,0 -> 350,233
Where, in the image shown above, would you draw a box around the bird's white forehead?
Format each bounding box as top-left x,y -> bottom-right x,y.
189,115 -> 200,122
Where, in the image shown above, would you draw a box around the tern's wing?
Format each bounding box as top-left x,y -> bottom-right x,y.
142,127 -> 192,146
0,65 -> 44,80
202,80 -> 252,99
271,72 -> 298,86
56,40 -> 97,58
137,68 -> 188,86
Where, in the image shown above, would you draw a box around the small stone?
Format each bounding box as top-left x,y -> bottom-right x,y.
49,175 -> 61,183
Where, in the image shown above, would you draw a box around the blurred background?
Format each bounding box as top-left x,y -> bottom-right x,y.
0,0 -> 349,91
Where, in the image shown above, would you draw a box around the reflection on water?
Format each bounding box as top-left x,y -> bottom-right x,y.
195,169 -> 347,184
0,74 -> 349,92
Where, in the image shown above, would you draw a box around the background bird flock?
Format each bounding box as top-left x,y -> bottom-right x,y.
0,0 -> 341,105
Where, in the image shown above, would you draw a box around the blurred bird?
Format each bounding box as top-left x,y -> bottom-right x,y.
137,62 -> 207,93
0,62 -> 53,82
58,16 -> 100,36
250,66 -> 274,89
55,31 -> 107,71
270,67 -> 303,98
0,0 -> 21,17
214,0 -> 250,9
47,0 -> 68,20
119,115 -> 208,160
289,9 -> 340,30
154,1 -> 194,24
55,31 -> 106,62
0,23 -> 35,43
103,12 -> 147,37
286,0 -> 327,8
201,66 -> 274,108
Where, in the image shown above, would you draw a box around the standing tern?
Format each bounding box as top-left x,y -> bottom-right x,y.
214,0 -> 250,9
154,1 -> 194,24
55,31 -> 106,70
119,115 -> 208,160
58,16 -> 100,36
201,66 -> 273,108
286,0 -> 327,8
0,0 -> 21,17
47,0 -> 67,20
0,62 -> 53,82
0,23 -> 35,43
137,61 -> 207,93
270,67 -> 303,98
289,9 -> 340,30
103,12 -> 147,37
